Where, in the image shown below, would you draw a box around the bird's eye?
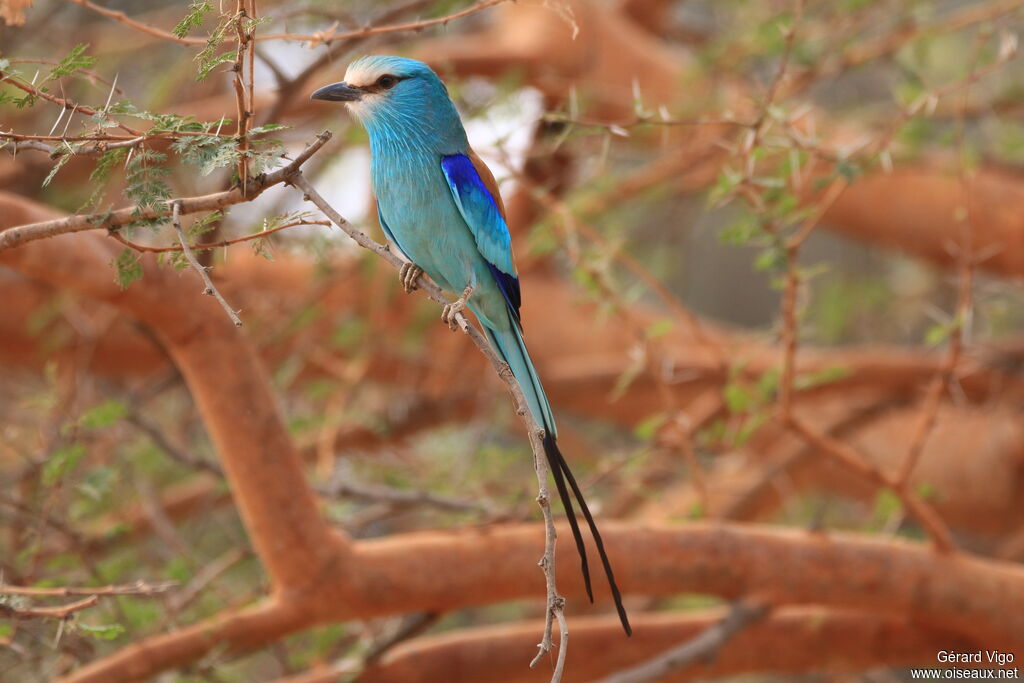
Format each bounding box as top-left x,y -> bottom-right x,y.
377,75 -> 397,89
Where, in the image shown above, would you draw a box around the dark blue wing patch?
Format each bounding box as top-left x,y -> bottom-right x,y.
488,262 -> 522,327
440,154 -> 516,276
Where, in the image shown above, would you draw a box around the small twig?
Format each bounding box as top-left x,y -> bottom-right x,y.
363,612 -> 439,667
68,0 -> 507,48
0,74 -> 141,136
316,477 -> 493,515
786,414 -> 956,552
0,579 -> 177,597
110,218 -> 329,254
66,0 -> 205,44
0,580 -> 176,621
0,595 -> 99,620
125,412 -> 224,475
594,601 -> 770,683
170,200 -> 243,327
166,549 -> 246,614
7,58 -> 126,93
259,0 -> 509,45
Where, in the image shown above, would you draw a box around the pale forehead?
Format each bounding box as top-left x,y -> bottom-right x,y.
344,61 -> 390,87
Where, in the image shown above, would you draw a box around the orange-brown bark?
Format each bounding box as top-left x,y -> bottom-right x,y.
0,194 -> 345,594
60,522 -> 1024,682
361,608 -> 972,683
821,165 -> 1024,277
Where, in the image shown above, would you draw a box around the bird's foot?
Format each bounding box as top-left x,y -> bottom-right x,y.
441,285 -> 474,331
399,262 -> 423,293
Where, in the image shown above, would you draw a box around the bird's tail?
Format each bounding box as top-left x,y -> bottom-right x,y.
484,315 -> 632,636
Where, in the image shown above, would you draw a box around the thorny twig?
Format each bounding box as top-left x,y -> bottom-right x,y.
68,0 -> 508,47
0,580 -> 176,620
170,200 -> 243,327
110,218 -> 329,254
0,130 -> 332,251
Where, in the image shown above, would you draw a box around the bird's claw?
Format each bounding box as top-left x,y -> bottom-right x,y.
399,262 -> 423,293
441,285 -> 474,331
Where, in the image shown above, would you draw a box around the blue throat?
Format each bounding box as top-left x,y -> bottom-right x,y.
362,82 -> 469,160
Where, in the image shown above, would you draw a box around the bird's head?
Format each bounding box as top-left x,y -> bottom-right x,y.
310,56 -> 458,134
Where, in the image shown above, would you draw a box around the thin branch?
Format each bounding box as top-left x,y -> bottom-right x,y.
594,601 -> 770,683
110,218 -> 329,254
0,595 -> 99,620
0,74 -> 141,136
0,580 -> 177,597
1,135 -> 147,158
166,549 -> 246,615
786,414 -> 956,552
7,58 -> 126,93
0,130 -> 332,251
316,478 -> 493,515
68,0 -> 507,47
288,170 -> 568,680
125,412 -> 224,475
259,0 -> 509,45
170,200 -> 243,327
66,0 -> 205,45
0,580 -> 176,621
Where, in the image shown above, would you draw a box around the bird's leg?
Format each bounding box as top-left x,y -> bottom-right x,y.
399,262 -> 424,293
441,284 -> 474,331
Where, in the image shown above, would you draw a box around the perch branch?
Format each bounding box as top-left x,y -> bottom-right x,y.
288,170 -> 569,679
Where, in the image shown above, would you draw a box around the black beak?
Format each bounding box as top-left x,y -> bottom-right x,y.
310,81 -> 363,102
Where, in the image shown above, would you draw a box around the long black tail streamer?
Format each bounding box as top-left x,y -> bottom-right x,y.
543,433 -> 632,636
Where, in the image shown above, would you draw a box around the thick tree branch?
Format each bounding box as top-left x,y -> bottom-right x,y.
362,608 -> 975,683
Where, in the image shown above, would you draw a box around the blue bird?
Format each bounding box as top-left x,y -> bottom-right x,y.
312,56 -> 630,636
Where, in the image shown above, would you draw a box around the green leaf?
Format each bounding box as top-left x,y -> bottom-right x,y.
80,399 -> 128,429
719,214 -> 760,246
634,412 -> 667,441
645,318 -> 673,339
124,149 -> 171,210
925,322 -> 950,347
754,245 -> 786,272
41,152 -> 72,187
248,123 -> 291,135
47,44 -> 96,81
113,248 -> 143,289
173,0 -> 212,38
80,148 -> 128,211
872,489 -> 903,520
77,622 -> 125,640
723,383 -> 753,413
171,135 -> 240,175
794,365 -> 851,390
89,148 -> 128,184
43,444 -> 86,485
197,49 -> 236,81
